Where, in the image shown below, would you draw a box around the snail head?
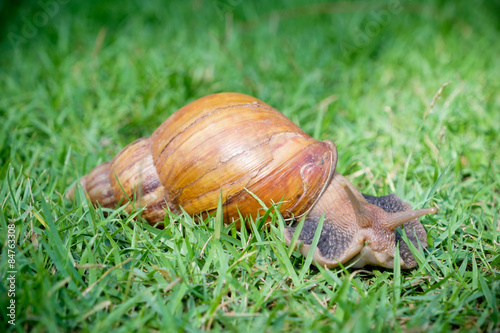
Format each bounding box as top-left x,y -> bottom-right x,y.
285,173 -> 437,269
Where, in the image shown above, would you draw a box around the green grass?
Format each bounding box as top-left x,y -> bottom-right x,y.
1,0 -> 499,331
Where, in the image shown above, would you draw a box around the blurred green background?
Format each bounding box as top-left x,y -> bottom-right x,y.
1,0 -> 499,176
0,0 -> 499,331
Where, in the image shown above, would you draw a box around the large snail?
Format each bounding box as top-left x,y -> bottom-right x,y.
68,93 -> 437,269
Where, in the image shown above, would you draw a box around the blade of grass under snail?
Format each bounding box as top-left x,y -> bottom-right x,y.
236,208 -> 248,247
213,189 -> 223,240
298,213 -> 325,281
271,199 -> 285,237
257,205 -> 276,231
393,243 -> 401,303
243,187 -> 270,232
269,236 -> 300,286
245,215 -> 261,243
267,216 -> 300,285
399,227 -> 430,271
287,216 -> 306,258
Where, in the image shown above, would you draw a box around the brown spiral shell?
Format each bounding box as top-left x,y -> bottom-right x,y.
71,93 -> 338,226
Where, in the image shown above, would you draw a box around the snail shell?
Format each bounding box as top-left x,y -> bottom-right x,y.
74,93 -> 336,225
69,93 -> 437,269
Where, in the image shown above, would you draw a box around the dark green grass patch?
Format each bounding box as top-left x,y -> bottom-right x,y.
0,0 -> 498,331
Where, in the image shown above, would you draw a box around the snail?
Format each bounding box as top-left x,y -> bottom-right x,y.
68,93 -> 437,269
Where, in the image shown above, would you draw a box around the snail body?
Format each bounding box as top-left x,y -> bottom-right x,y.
69,93 -> 437,269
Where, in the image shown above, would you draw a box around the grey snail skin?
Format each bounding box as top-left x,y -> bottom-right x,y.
68,92 -> 437,269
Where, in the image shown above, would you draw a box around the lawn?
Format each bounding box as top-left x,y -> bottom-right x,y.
0,0 -> 499,331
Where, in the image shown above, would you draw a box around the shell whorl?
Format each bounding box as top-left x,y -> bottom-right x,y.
69,93 -> 338,225
68,137 -> 176,222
